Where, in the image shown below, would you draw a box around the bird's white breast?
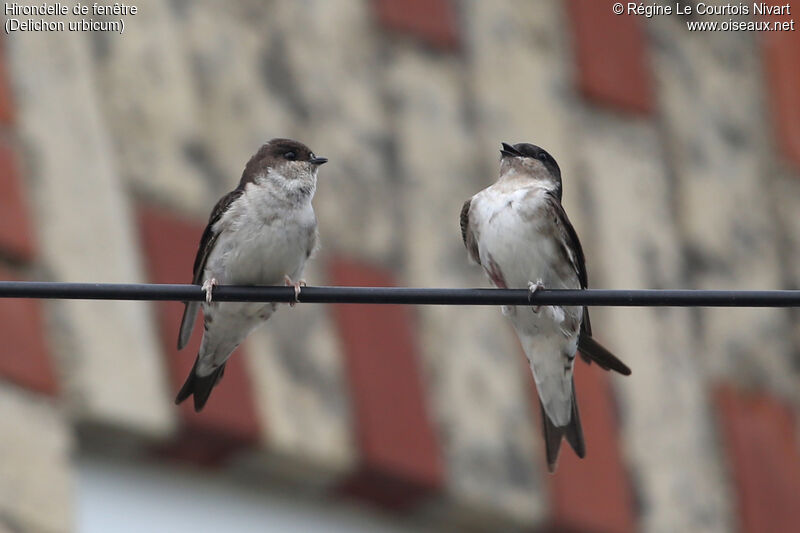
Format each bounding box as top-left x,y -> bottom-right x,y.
205,182 -> 316,285
472,185 -> 566,290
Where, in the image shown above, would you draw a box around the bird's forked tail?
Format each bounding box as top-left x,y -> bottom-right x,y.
541,382 -> 585,473
174,356 -> 226,412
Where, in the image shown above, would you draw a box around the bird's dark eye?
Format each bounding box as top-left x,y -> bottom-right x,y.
537,153 -> 547,161
284,151 -> 297,161
309,153 -> 315,160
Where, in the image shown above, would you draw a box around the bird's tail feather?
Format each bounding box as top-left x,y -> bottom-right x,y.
541,383 -> 585,473
174,356 -> 226,412
578,335 -> 631,376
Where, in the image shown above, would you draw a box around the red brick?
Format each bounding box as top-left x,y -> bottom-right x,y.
761,3 -> 800,172
714,385 -> 800,533
136,205 -> 260,463
567,0 -> 654,114
0,141 -> 36,262
0,268 -> 57,395
525,356 -> 635,533
372,0 -> 459,51
328,256 -> 444,509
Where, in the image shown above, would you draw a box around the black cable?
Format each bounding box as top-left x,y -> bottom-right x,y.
0,281 -> 799,307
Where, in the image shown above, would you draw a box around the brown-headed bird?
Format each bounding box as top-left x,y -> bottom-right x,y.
176,138 -> 327,411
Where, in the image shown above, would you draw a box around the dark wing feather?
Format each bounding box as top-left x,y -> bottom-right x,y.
191,189 -> 244,284
578,335 -> 631,375
177,189 -> 243,349
460,199 -> 480,264
544,191 -> 589,329
544,192 -> 631,376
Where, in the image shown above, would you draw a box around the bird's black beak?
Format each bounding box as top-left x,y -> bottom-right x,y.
309,157 -> 328,166
500,142 -> 520,158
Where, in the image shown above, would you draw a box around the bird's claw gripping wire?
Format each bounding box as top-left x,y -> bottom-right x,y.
528,279 -> 545,313
284,276 -> 306,307
202,278 -> 218,304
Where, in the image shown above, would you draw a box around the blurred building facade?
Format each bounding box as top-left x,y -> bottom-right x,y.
1,0 -> 799,531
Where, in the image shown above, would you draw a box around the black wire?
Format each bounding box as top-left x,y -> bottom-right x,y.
0,281 -> 799,307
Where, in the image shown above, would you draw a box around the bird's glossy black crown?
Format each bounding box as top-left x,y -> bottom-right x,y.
500,142 -> 561,181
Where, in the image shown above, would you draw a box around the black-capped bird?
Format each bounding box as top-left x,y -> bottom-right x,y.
460,142 -> 631,471
176,138 -> 327,411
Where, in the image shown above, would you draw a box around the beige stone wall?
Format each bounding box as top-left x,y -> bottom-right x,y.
7,29 -> 176,439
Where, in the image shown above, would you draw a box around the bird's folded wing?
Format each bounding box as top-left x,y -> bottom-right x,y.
177,188 -> 243,350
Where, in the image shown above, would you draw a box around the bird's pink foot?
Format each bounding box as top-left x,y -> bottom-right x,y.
202,278 -> 218,304
284,276 -> 306,307
528,279 -> 545,312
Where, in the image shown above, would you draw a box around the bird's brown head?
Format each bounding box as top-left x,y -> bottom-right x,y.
240,138 -> 328,198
